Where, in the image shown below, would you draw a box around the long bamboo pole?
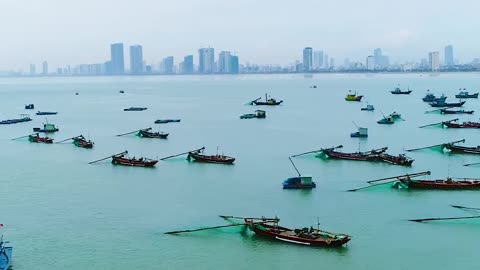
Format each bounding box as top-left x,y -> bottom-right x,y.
116,128 -> 151,137
160,147 -> 205,161
409,215 -> 480,223
89,151 -> 127,164
406,139 -> 464,152
165,223 -> 246,234
367,171 -> 431,184
291,145 -> 343,158
347,180 -> 399,192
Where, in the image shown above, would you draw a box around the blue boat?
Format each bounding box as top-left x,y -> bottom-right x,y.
36,111 -> 58,115
124,107 -> 147,111
25,104 -> 34,109
0,115 -> 32,125
0,236 -> 12,270
282,157 -> 316,189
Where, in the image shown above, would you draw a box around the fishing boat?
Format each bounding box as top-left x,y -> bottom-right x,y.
73,135 -> 94,149
111,152 -> 158,167
440,109 -> 474,114
124,107 -> 147,111
321,146 -> 387,161
445,144 -> 480,154
28,133 -> 53,144
422,93 -> 447,102
138,128 -> 169,139
443,120 -> 480,129
394,178 -> 480,190
154,119 -> 181,124
388,112 -> 402,121
0,235 -> 13,270
25,104 -> 34,109
283,157 -> 316,189
350,127 -> 368,138
245,218 -> 351,247
240,110 -> 266,119
377,116 -> 394,124
378,153 -> 414,166
390,86 -> 412,95
252,94 -> 283,106
361,104 -> 374,111
33,122 -> 59,133
430,100 -> 465,107
455,89 -> 478,99
345,91 -> 363,101
187,148 -> 235,164
36,111 -> 57,115
0,115 -> 32,125
119,90 -> 125,93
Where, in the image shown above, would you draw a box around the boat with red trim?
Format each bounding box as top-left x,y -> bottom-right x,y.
320,146 -> 387,161
73,135 -> 94,149
443,120 -> 480,128
111,151 -> 158,167
138,128 -> 169,139
378,153 -> 414,166
187,148 -> 235,164
395,178 -> 480,190
445,143 -> 480,154
28,133 -> 53,144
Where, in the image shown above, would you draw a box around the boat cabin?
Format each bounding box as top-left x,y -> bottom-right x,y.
282,176 -> 316,189
255,110 -> 266,118
351,127 -> 368,138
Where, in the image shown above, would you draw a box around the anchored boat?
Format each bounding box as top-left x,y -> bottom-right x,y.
111,152 -> 157,167
455,89 -> 478,99
29,133 -> 53,144
345,91 -> 363,101
240,110 -> 266,119
124,107 -> 147,111
0,115 -> 32,125
251,94 -> 283,106
390,86 -> 412,95
0,235 -> 12,270
138,128 -> 169,139
282,157 -> 316,189
430,100 -> 465,107
361,104 -> 374,111
321,146 -> 387,161
187,148 -> 235,164
33,122 -> 59,133
443,120 -> 480,129
36,111 -> 57,115
440,109 -> 474,114
73,135 -> 94,148
351,127 -> 368,138
422,93 -> 447,102
25,104 -> 34,109
154,119 -> 181,124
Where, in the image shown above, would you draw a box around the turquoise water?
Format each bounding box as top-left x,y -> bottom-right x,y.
1,73 -> 480,269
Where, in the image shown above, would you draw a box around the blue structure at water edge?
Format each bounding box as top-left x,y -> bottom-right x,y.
0,236 -> 12,270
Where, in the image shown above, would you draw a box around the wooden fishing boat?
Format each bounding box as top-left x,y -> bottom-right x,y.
33,123 -> 59,133
245,218 -> 351,247
138,128 -> 169,139
361,104 -> 374,111
422,93 -> 447,102
154,119 -> 181,124
377,117 -> 394,124
444,120 -> 480,129
252,94 -> 283,106
240,110 -> 266,119
350,127 -> 368,138
187,149 -> 235,164
430,101 -> 465,107
345,91 -> 363,101
0,115 -> 31,125
25,104 -> 34,109
388,112 -> 402,120
28,134 -> 53,144
455,90 -> 478,99
111,152 -> 158,167
119,90 -> 125,93
440,109 -> 474,114
395,178 -> 480,190
378,153 -> 414,166
390,87 -> 412,95
73,135 -> 94,149
124,107 -> 147,111
0,235 -> 13,270
445,144 -> 480,154
322,146 -> 387,161
283,157 -> 316,189
36,111 -> 57,115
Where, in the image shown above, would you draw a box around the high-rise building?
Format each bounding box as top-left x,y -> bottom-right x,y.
313,51 -> 324,70
429,52 -> 440,71
230,55 -> 239,74
198,48 -> 215,73
29,64 -> 36,76
182,55 -> 194,74
373,48 -> 389,69
129,45 -> 143,74
445,45 -> 454,66
42,61 -> 48,75
218,51 -> 232,73
161,56 -> 174,74
303,47 -> 313,72
324,54 -> 329,69
110,43 -> 125,74
366,56 -> 375,70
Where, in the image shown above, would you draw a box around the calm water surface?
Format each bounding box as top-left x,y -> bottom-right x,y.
1,73 -> 480,269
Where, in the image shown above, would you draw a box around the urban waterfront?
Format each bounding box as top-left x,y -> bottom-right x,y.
1,73 -> 480,269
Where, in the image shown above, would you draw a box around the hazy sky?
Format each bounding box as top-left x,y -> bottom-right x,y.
0,0 -> 478,70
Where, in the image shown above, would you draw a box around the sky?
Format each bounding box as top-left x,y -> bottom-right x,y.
0,0 -> 479,70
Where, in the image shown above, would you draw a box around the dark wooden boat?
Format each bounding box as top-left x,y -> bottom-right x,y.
73,135 -> 94,149
28,133 -> 53,144
444,121 -> 480,129
124,107 -> 147,111
0,115 -> 32,125
430,101 -> 465,107
455,90 -> 478,99
111,152 -> 158,167
187,149 -> 235,164
396,178 -> 480,190
445,144 -> 480,154
154,119 -> 181,124
322,147 -> 387,161
390,87 -> 412,95
36,111 -> 57,115
245,218 -> 351,247
138,128 -> 169,139
422,93 -> 447,102
440,109 -> 474,114
378,153 -> 414,166
252,94 -> 283,106
377,117 -> 394,124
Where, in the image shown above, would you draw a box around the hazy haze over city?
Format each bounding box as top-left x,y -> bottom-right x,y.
0,0 -> 478,69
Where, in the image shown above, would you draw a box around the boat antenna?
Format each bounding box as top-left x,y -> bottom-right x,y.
289,157 -> 301,177
317,217 -> 320,231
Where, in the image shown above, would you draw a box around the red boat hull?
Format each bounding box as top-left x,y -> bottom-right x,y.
446,145 -> 480,154
407,180 -> 480,190
444,122 -> 480,128
323,151 -> 375,161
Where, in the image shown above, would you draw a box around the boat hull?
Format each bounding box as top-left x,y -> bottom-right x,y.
112,157 -> 158,167
391,91 -> 412,95
253,101 -> 283,106
430,101 -> 465,107
455,93 -> 478,98
445,145 -> 480,154
407,180 -> 480,190
0,246 -> 12,270
189,153 -> 235,164
444,122 -> 480,128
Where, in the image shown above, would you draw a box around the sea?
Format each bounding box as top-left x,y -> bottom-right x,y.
1,73 -> 480,270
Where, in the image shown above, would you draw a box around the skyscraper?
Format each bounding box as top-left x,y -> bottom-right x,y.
182,55 -> 194,74
110,43 -> 125,74
29,64 -> 36,76
198,48 -> 214,73
445,45 -> 454,66
161,56 -> 174,74
42,61 -> 48,75
303,47 -> 313,72
429,52 -> 440,71
313,51 -> 324,70
218,51 -> 232,73
129,45 -> 143,74
366,56 -> 375,70
373,48 -> 389,69
230,55 -> 239,74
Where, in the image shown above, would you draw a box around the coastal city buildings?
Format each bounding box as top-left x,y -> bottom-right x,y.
302,47 -> 313,72
129,45 -> 143,74
429,51 -> 440,71
110,43 -> 125,75
444,45 -> 454,66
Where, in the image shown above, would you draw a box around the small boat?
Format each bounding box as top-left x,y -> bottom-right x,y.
283,157 -> 316,189
119,90 -> 125,93
25,104 -> 34,109
187,148 -> 235,164
28,133 -> 53,144
124,107 -> 147,111
0,115 -> 31,125
252,94 -> 283,106
154,119 -> 181,124
361,104 -> 374,111
310,85 -> 317,88
111,152 -> 158,167
36,111 -> 58,115
390,86 -> 412,95
245,218 -> 351,247
378,153 -> 414,166
33,122 -> 59,133
455,89 -> 478,99
345,91 -> 363,101
440,109 -> 474,114
350,127 -> 368,138
377,117 -> 394,124
388,112 -> 402,121
394,178 -> 480,190
445,144 -> 480,154
430,101 -> 465,108
240,110 -> 266,119
138,128 -> 169,139
422,93 -> 447,102
0,235 -> 13,270
321,146 -> 387,161
73,135 -> 94,149
444,120 -> 480,129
